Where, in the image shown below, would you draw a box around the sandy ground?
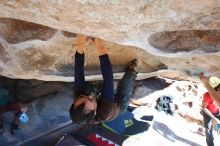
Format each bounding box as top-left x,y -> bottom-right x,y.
123,107 -> 220,146
124,80 -> 220,146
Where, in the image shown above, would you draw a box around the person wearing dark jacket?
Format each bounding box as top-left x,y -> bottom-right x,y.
69,34 -> 138,124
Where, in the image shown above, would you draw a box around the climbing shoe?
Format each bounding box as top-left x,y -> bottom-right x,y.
127,59 -> 138,75
128,59 -> 138,70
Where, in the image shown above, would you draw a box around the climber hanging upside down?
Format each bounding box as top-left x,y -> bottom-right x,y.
69,34 -> 138,124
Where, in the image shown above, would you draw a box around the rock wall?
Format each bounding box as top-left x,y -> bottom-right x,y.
0,1 -> 220,81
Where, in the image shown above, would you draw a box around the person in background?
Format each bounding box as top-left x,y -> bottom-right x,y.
69,34 -> 138,124
0,88 -> 27,135
200,73 -> 220,146
200,73 -> 220,105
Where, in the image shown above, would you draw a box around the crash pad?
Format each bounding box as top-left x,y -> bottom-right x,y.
102,111 -> 150,136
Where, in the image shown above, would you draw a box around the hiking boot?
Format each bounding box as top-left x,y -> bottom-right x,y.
0,119 -> 4,134
10,121 -> 19,135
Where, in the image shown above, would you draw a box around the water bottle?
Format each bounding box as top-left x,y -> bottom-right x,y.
19,112 -> 29,123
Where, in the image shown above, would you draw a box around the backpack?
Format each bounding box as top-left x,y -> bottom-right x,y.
156,96 -> 174,115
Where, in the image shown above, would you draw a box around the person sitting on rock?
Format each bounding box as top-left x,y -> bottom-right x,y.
0,88 -> 28,135
69,34 -> 138,124
200,73 -> 220,146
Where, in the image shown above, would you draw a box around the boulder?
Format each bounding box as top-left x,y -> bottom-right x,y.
0,1 -> 219,81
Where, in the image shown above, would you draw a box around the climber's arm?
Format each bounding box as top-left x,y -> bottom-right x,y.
94,38 -> 114,102
74,34 -> 87,98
